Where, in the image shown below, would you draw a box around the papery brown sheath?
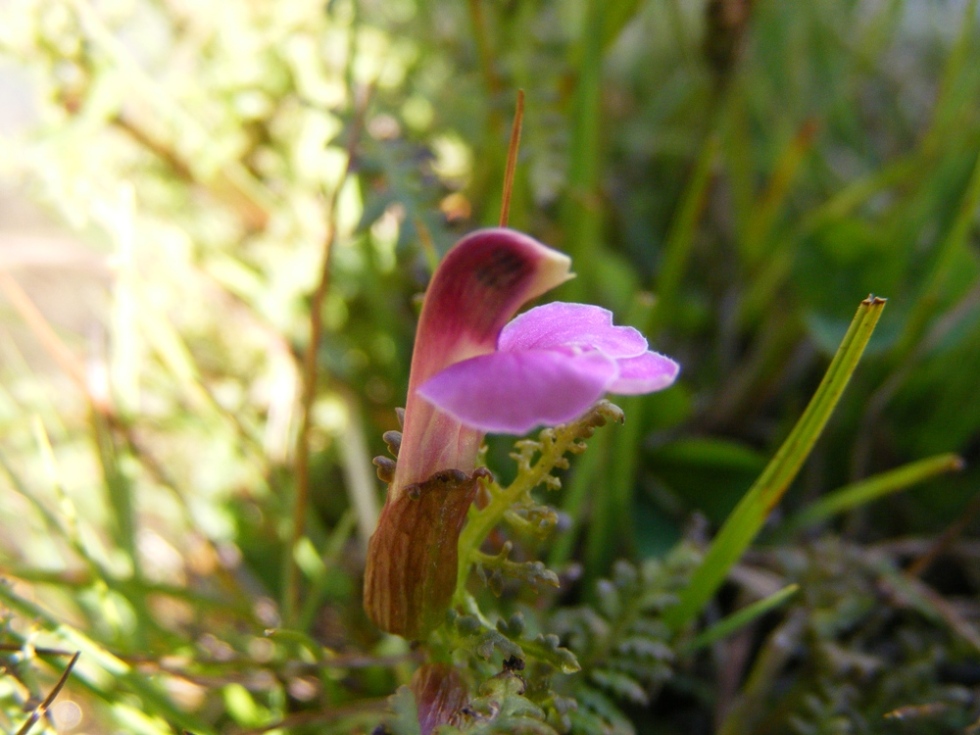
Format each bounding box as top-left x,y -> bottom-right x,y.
363,228 -> 572,639
411,663 -> 469,734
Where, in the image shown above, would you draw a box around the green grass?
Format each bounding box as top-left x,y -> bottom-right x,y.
664,295 -> 887,631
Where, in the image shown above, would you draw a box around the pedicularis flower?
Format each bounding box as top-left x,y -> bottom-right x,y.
364,228 -> 679,639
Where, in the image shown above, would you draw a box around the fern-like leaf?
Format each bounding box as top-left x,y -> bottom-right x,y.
549,548 -> 701,733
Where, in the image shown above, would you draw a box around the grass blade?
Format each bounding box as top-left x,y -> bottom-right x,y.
778,453 -> 964,537
682,584 -> 799,653
663,295 -> 886,630
0,584 -> 215,734
648,135 -> 719,334
560,0 -> 606,300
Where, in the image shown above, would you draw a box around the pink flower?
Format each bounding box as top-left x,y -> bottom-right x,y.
364,228 -> 573,638
418,302 -> 679,434
363,227 -> 679,639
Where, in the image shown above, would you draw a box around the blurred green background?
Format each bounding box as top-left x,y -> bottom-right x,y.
0,0 -> 978,733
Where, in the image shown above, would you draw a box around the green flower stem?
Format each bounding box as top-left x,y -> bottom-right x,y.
663,296 -> 886,631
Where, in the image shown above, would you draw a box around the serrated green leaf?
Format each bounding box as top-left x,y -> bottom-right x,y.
615,636 -> 674,661
472,630 -> 522,661
474,546 -> 560,595
589,669 -> 649,706
572,687 -> 635,735
456,403 -> 623,606
518,634 -> 581,675
595,579 -> 622,621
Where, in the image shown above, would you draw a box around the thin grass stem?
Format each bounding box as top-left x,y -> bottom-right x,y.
499,90 -> 525,228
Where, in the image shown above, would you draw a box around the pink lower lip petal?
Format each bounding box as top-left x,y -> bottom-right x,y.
417,348 -> 618,434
